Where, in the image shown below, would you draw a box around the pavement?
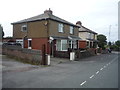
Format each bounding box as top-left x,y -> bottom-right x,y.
50,57 -> 70,65
1,52 -> 119,88
1,55 -> 70,73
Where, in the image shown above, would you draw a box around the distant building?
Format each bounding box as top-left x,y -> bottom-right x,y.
0,25 -> 2,40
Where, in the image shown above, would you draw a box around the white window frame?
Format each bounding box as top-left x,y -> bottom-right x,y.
69,40 -> 77,49
21,24 -> 27,32
70,26 -> 74,34
16,39 -> 23,48
28,39 -> 32,49
69,40 -> 73,49
86,41 -> 90,48
56,39 -> 67,51
88,33 -> 91,39
61,40 -> 67,51
91,33 -> 94,39
58,23 -> 64,33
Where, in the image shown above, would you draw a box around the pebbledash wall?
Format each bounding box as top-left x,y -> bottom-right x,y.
2,45 -> 42,65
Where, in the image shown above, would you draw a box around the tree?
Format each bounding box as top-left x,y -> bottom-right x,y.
108,41 -> 112,46
0,24 -> 4,38
109,40 -> 120,51
97,34 -> 107,49
115,40 -> 120,47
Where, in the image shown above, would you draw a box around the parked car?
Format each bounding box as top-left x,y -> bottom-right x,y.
2,42 -> 21,46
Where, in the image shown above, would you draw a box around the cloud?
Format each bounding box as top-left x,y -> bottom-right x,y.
0,0 -> 119,42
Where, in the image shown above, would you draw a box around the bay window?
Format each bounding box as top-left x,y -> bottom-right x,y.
56,40 -> 67,51
69,40 -> 77,49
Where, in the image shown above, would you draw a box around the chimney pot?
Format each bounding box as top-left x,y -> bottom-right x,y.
76,21 -> 82,26
44,8 -> 53,15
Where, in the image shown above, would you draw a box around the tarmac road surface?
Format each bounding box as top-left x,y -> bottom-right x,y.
2,52 -> 119,88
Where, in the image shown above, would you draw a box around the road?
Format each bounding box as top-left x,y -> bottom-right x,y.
2,52 -> 118,88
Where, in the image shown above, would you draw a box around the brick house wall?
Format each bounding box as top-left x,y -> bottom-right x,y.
79,40 -> 86,49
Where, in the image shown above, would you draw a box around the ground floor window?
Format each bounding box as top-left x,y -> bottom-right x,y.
68,40 -> 77,49
16,39 -> 23,48
56,39 -> 67,51
86,41 -> 90,48
69,41 -> 73,49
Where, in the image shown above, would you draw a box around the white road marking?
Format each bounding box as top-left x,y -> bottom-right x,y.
90,75 -> 94,79
103,66 -> 106,68
110,57 -> 118,64
100,68 -> 103,70
80,81 -> 86,86
111,60 -> 115,63
96,71 -> 99,74
79,57 -> 118,87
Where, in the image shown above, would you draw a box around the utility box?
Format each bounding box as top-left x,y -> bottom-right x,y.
70,52 -> 75,61
46,54 -> 50,65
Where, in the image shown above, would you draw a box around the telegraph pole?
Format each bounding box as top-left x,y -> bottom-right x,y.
109,25 -> 111,43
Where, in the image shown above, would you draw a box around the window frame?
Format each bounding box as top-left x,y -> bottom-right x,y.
56,39 -> 68,51
69,40 -> 77,49
70,26 -> 74,34
16,39 -> 23,48
21,24 -> 27,32
58,23 -> 64,33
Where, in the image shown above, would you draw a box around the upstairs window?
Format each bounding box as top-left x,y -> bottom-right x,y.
21,24 -> 27,32
88,33 -> 91,39
70,26 -> 74,34
58,23 -> 64,33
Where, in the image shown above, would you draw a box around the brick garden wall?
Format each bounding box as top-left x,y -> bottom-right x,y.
54,48 -> 97,59
54,51 -> 69,58
2,45 -> 42,65
75,48 -> 97,60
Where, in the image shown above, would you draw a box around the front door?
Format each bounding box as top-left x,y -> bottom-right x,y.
28,39 -> 32,49
50,41 -> 54,57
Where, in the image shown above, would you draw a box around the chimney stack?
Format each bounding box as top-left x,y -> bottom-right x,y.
44,8 -> 53,15
76,21 -> 82,26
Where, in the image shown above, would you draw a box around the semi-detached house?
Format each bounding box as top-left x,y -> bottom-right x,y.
12,9 -> 81,57
76,21 -> 98,49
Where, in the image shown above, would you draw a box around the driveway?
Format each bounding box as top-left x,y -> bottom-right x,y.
2,55 -> 40,73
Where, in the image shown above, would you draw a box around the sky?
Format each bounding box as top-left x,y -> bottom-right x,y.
0,0 -> 119,42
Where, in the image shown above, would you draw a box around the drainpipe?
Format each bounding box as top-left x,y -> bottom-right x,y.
23,19 -> 28,48
44,18 -> 50,54
45,18 -> 50,65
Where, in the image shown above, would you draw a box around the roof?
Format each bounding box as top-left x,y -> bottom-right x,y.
79,26 -> 97,34
11,12 -> 78,27
87,38 -> 98,42
50,36 -> 81,41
